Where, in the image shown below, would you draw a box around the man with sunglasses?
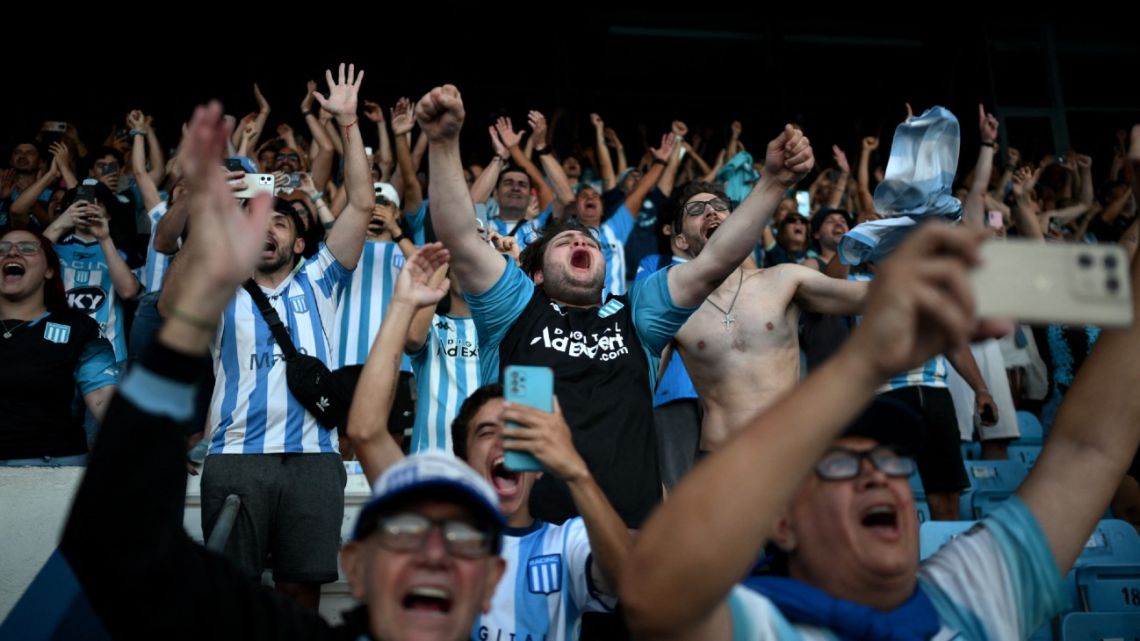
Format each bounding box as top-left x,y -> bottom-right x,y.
668,181 -> 869,455
623,220 -> 1140,640
416,84 -> 814,531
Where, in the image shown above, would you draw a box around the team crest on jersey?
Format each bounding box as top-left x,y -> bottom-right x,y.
44,322 -> 71,344
526,554 -> 562,594
597,299 -> 624,319
289,295 -> 309,314
74,270 -> 90,285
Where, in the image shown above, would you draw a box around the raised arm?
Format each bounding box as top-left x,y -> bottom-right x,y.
497,117 -> 555,209
667,125 -> 814,308
623,224 -> 985,639
416,85 -> 506,294
87,205 -> 141,300
363,99 -> 394,181
470,127 -> 508,204
657,122 -> 688,197
8,147 -> 64,227
623,133 -> 674,217
592,113 -> 617,191
390,97 -> 424,212
347,244 -> 451,484
302,80 -> 336,191
1017,132 -> 1140,573
312,63 -> 371,269
530,110 -> 574,206
964,104 -> 1000,229
128,111 -> 163,212
826,145 -> 851,210
856,136 -> 879,216
141,114 -> 167,186
1010,166 -> 1045,241
605,127 -> 629,177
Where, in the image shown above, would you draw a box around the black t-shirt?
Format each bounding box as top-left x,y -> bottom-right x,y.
0,309 -> 117,459
498,289 -> 662,528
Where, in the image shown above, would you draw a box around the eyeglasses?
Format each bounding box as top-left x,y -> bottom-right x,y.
683,198 -> 730,217
371,512 -> 495,559
96,162 -> 118,174
814,446 -> 916,481
276,154 -> 300,162
0,240 -> 42,255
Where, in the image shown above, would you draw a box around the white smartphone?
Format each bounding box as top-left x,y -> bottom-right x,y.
972,239 -> 1133,327
795,191 -> 811,217
234,173 -> 275,199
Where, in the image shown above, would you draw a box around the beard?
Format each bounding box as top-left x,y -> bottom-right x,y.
257,245 -> 295,274
541,264 -> 604,306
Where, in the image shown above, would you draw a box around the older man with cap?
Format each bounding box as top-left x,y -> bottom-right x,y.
56,98 -> 505,641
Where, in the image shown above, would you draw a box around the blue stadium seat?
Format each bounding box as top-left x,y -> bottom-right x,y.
1016,410 -> 1045,445
919,520 -> 975,561
1072,520 -> 1140,614
959,459 -> 1029,519
915,499 -> 932,525
909,471 -> 926,499
960,441 -> 982,461
1058,611 -> 1140,640
1009,444 -> 1042,468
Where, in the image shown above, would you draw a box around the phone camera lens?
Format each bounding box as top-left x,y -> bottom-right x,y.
1105,255 -> 1118,269
1107,278 -> 1120,293
1078,254 -> 1093,268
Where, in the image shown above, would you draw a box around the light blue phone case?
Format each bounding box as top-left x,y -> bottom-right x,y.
503,365 -> 554,472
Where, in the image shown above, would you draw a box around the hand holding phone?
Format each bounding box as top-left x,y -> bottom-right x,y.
972,239 -> 1133,327
502,365 -> 554,472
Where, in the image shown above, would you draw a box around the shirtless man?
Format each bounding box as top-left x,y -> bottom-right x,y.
671,182 -> 868,452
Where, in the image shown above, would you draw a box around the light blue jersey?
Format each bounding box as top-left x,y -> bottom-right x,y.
137,201 -> 174,294
727,497 -> 1067,640
334,240 -> 410,370
55,235 -> 134,361
408,314 -> 480,454
473,518 -> 613,641
207,246 -> 350,455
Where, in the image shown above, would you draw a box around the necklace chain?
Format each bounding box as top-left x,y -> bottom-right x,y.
705,270 -> 744,330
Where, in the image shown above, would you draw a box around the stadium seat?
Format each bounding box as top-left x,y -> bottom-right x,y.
1016,410 -> 1045,445
1058,611 -> 1140,640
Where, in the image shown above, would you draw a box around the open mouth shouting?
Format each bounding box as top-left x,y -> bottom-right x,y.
489,456 -> 521,500
704,221 -> 721,239
860,503 -> 901,541
402,584 -> 454,618
2,261 -> 27,285
570,249 -> 593,271
261,238 -> 279,260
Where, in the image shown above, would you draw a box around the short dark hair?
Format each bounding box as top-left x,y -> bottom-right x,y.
91,146 -> 124,167
517,218 -> 600,278
497,166 -> 530,189
450,384 -> 504,461
670,180 -> 730,233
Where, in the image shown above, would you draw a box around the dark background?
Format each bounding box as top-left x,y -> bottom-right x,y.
5,17 -> 1137,184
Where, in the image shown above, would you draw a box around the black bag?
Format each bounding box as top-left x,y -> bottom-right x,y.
242,280 -> 352,431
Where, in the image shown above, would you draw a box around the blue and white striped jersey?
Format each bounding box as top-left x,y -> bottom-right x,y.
593,206 -> 636,298
137,201 -> 174,294
848,272 -> 950,391
207,246 -> 350,455
55,235 -> 133,361
334,240 -> 409,370
473,518 -> 613,641
408,314 -> 480,454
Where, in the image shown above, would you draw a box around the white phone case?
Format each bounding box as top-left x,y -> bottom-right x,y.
234,173 -> 275,199
972,239 -> 1133,327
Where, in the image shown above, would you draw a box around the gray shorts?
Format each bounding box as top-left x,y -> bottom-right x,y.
201,453 -> 347,584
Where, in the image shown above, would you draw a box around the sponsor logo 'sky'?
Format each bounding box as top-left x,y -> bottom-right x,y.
66,286 -> 108,312
529,323 -> 629,361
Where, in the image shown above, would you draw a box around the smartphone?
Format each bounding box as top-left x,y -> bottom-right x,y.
224,158 -> 244,173
972,239 -> 1133,327
503,365 -> 554,472
795,191 -> 811,217
364,146 -> 374,157
234,174 -> 275,199
41,121 -> 68,133
75,179 -> 98,205
986,211 -> 1003,230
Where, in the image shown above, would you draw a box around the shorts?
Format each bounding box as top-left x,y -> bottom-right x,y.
880,386 -> 969,494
